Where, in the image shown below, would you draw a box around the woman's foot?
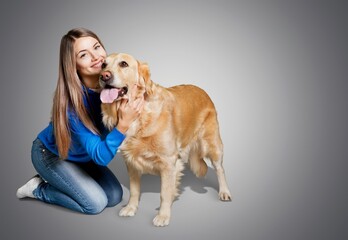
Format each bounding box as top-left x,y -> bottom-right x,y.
16,175 -> 43,199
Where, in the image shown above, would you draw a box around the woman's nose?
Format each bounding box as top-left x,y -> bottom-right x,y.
91,52 -> 98,60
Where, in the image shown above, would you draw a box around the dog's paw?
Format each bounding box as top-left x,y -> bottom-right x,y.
219,190 -> 232,201
119,205 -> 137,217
153,214 -> 170,227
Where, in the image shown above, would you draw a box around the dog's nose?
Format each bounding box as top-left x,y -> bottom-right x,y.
100,71 -> 113,82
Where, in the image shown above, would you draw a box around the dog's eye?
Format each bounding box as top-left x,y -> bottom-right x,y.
119,61 -> 128,68
101,62 -> 107,69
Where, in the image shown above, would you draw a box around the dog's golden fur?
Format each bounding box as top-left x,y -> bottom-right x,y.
100,53 -> 231,226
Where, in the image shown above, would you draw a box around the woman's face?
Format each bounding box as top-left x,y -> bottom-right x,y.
74,36 -> 107,79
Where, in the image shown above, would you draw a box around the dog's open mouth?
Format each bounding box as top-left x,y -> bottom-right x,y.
100,85 -> 128,103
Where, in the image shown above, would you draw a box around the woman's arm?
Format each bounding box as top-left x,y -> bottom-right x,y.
115,86 -> 145,134
70,117 -> 125,166
70,88 -> 144,165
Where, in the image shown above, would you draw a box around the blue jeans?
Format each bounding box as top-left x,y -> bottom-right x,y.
31,138 -> 123,214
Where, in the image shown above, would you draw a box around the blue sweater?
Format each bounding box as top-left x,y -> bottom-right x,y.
38,88 -> 125,166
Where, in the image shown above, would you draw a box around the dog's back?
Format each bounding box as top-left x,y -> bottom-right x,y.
168,84 -> 217,140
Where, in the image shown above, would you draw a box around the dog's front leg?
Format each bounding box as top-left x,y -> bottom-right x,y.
153,166 -> 176,227
119,164 -> 141,217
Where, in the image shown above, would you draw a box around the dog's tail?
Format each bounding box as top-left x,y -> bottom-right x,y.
189,146 -> 208,178
190,158 -> 208,178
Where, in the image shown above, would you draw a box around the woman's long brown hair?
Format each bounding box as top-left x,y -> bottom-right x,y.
52,28 -> 103,159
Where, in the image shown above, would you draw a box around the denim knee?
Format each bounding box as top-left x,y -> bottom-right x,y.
107,185 -> 123,207
83,193 -> 108,215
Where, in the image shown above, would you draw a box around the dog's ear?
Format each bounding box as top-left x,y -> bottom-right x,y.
137,61 -> 154,96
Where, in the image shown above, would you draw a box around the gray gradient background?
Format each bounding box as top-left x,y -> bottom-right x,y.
1,0 -> 347,239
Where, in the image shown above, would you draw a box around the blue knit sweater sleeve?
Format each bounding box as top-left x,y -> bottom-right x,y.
69,112 -> 125,166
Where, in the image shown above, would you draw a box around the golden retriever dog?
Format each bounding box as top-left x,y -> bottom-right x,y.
99,53 -> 232,226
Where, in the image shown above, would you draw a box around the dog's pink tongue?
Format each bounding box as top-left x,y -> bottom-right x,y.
100,88 -> 119,103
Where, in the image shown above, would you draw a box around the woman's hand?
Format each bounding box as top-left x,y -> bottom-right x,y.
116,85 -> 145,134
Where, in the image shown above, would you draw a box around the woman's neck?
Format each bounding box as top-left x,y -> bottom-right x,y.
82,75 -> 100,89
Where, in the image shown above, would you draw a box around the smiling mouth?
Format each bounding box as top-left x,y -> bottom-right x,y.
92,60 -> 104,68
100,85 -> 128,103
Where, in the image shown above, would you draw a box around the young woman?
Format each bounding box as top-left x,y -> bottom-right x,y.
16,28 -> 144,214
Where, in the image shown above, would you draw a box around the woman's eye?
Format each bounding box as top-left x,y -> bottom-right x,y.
80,53 -> 87,58
119,61 -> 128,68
95,45 -> 101,50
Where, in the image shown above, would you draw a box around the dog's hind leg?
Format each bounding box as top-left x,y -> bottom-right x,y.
209,149 -> 232,201
202,118 -> 232,201
206,139 -> 232,201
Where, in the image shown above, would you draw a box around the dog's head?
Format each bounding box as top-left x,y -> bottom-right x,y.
99,53 -> 151,103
